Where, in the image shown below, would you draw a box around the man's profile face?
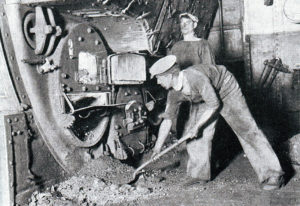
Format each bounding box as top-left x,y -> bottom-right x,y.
180,17 -> 197,35
156,74 -> 172,89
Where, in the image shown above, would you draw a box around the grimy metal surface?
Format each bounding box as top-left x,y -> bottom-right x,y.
5,112 -> 66,205
4,4 -> 87,173
0,1 -> 221,205
1,0 -> 220,170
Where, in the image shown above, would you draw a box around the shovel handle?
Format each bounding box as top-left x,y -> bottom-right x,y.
132,135 -> 192,179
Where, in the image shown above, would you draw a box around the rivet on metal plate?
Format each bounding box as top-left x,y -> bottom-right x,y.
78,36 -> 84,42
87,28 -> 93,33
95,40 -> 101,45
61,73 -> 68,79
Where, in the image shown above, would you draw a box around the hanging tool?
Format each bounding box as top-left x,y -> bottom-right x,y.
131,134 -> 193,181
258,58 -> 276,88
259,58 -> 291,89
263,59 -> 283,89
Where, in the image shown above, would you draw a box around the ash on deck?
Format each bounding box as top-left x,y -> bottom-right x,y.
29,148 -> 300,206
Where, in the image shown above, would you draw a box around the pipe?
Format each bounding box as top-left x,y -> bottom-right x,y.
218,0 -> 225,61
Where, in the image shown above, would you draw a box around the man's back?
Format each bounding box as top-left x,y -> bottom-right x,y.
183,64 -> 239,100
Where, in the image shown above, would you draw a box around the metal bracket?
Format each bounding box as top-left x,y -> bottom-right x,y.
5,112 -> 38,206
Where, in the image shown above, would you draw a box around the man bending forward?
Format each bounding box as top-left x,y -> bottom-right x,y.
150,55 -> 284,190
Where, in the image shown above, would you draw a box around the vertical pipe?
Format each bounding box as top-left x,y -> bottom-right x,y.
218,0 -> 225,62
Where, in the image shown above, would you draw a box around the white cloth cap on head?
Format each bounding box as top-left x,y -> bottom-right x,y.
179,12 -> 199,23
149,55 -> 177,79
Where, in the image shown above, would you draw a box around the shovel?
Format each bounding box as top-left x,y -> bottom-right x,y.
131,134 -> 193,182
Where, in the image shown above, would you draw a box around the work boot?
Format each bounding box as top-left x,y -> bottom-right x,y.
182,177 -> 208,187
261,176 -> 284,191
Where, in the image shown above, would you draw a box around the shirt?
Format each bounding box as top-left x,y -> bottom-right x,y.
162,64 -> 239,120
170,39 -> 216,69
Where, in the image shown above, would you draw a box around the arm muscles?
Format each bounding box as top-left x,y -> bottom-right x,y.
153,119 -> 172,153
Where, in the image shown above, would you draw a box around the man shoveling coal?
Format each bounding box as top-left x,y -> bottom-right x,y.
149,55 -> 284,190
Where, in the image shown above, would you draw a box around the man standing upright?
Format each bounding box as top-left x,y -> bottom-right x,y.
150,55 -> 284,190
169,12 -> 216,68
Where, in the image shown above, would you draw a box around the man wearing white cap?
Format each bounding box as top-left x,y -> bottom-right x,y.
150,55 -> 284,190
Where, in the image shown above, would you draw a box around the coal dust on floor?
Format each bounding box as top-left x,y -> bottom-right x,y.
29,148 -> 300,206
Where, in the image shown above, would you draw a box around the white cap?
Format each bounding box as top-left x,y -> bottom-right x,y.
179,12 -> 199,23
149,55 -> 177,79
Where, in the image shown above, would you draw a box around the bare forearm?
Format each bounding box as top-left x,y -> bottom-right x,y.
153,119 -> 172,153
197,108 -> 216,127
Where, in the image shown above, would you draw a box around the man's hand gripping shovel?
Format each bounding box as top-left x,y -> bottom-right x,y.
131,134 -> 194,182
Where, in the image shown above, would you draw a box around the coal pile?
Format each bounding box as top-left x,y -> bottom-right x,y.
76,155 -> 136,185
28,155 -> 169,206
29,175 -> 153,206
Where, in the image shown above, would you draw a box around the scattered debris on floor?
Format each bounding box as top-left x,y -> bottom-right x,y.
29,175 -> 153,206
28,154 -> 179,206
76,156 -> 135,185
28,149 -> 300,206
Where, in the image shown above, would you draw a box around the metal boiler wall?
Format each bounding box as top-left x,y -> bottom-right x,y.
0,32 -> 21,206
